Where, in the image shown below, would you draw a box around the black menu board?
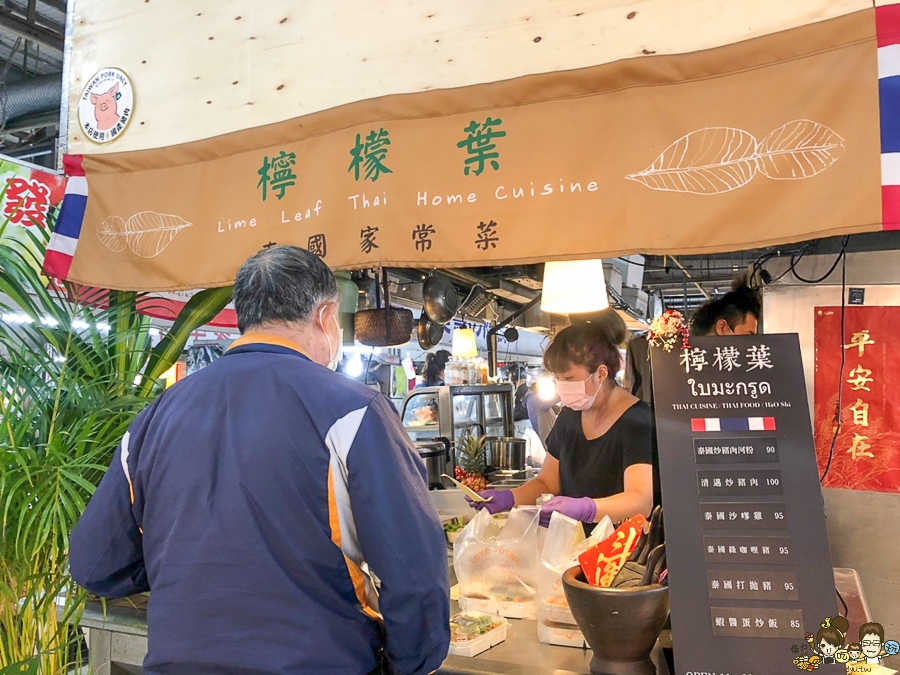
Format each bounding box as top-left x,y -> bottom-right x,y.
651,335 -> 836,675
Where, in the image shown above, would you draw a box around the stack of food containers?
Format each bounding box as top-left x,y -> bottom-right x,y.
536,512 -> 613,648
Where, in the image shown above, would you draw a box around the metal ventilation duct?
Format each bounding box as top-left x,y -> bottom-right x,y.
1,74 -> 62,126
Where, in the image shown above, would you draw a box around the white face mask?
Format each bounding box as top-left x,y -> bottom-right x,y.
321,309 -> 343,371
556,371 -> 602,411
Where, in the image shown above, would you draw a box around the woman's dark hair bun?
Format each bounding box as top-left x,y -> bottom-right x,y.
690,274 -> 761,337
732,272 -> 751,292
592,307 -> 628,346
831,616 -> 850,636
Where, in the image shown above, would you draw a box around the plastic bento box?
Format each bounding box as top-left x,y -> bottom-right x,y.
443,517 -> 465,544
538,596 -> 577,627
459,595 -> 535,619
448,611 -> 509,657
537,620 -> 589,648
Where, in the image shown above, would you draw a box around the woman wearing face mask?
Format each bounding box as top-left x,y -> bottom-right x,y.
468,309 -> 655,527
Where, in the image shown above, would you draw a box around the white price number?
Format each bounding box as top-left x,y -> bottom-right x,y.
766,478 -> 780,487
779,546 -> 790,555
774,512 -> 785,520
791,620 -> 802,629
784,582 -> 795,591
766,445 -> 776,454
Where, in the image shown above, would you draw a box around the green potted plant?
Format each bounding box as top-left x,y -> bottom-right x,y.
0,216 -> 231,673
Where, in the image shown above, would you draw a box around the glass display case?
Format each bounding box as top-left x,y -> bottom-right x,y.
401,385 -> 515,471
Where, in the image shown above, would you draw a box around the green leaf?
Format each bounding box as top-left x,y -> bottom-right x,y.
141,286 -> 233,396
0,657 -> 39,674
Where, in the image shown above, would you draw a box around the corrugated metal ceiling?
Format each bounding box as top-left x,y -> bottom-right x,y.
0,0 -> 65,77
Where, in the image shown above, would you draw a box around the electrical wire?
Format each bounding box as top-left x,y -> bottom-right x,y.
819,239 -> 849,484
767,262 -> 799,285
750,237 -> 850,483
751,244 -> 809,286
764,246 -> 811,285
836,588 -> 849,618
791,238 -> 849,284
753,236 -> 850,288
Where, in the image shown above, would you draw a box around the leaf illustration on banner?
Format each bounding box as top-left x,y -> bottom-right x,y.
627,120 -> 845,195
96,215 -> 127,252
625,127 -> 759,195
122,212 -> 193,258
756,120 -> 845,180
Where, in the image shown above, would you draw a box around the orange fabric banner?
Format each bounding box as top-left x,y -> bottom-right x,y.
57,11 -> 882,291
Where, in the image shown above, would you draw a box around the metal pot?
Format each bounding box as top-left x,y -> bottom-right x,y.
422,274 -> 460,325
417,312 -> 444,350
485,436 -> 526,472
416,438 -> 451,489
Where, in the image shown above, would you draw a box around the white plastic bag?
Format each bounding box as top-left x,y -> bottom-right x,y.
453,506 -> 541,619
537,512 -> 613,643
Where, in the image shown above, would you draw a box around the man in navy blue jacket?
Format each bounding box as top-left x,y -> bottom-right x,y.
70,246 -> 450,674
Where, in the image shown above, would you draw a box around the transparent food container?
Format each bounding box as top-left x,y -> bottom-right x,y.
448,611 -> 509,657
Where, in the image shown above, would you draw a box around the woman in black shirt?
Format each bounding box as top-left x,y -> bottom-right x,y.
469,309 -> 654,526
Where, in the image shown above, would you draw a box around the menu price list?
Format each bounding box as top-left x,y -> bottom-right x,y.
697,469 -> 783,496
703,535 -> 794,564
707,570 -> 799,601
699,502 -> 788,530
652,336 -> 838,674
694,437 -> 779,464
710,607 -> 803,639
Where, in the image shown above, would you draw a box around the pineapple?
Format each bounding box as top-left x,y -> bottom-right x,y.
455,433 -> 488,493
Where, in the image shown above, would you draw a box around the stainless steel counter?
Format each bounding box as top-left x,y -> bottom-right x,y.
438,599 -> 670,675
70,540 -> 876,674
76,597 -> 668,675
75,556 -> 670,675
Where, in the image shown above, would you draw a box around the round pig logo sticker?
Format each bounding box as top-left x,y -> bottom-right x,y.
78,67 -> 134,145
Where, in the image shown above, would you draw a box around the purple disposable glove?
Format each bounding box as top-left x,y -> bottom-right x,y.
465,489 -> 515,515
539,496 -> 597,527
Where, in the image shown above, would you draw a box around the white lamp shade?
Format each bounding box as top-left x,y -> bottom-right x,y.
541,260 -> 610,314
451,328 -> 479,358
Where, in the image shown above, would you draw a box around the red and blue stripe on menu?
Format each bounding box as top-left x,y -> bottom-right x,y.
691,417 -> 777,433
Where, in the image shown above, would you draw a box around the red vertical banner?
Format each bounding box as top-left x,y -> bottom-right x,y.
814,307 -> 900,492
1,159 -> 66,270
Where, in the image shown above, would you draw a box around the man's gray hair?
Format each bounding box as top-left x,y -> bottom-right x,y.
233,246 -> 338,333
